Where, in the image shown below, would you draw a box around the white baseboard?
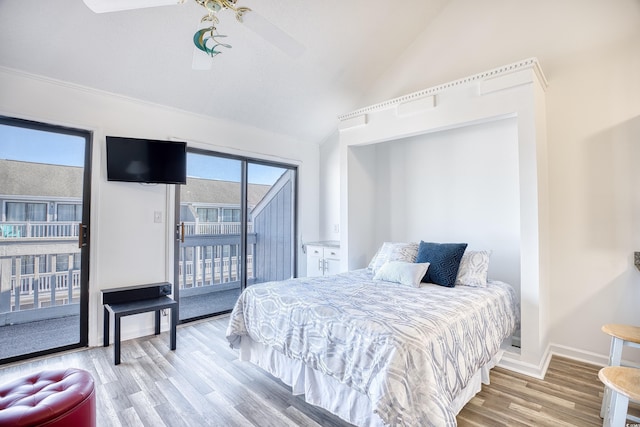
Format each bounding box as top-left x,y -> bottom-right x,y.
548,343 -> 609,367
498,343 -> 640,380
549,343 -> 640,369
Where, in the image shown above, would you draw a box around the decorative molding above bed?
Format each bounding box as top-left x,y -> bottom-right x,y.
338,57 -> 547,123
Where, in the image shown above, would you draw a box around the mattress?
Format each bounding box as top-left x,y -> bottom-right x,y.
226,269 -> 519,426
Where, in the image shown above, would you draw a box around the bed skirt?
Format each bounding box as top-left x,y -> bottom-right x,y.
239,337 -> 503,426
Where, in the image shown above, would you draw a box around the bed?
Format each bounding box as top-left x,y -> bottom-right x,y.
226,243 -> 520,427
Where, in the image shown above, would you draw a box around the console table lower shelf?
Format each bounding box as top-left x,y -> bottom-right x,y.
103,296 -> 178,365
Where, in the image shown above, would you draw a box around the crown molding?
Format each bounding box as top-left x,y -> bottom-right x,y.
338,57 -> 547,122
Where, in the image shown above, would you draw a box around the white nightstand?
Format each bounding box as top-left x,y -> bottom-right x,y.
305,241 -> 340,277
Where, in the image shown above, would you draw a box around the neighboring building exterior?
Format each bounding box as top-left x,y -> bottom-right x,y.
0,159 -> 293,323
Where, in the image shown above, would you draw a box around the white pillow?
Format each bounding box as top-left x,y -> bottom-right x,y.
367,242 -> 419,274
373,261 -> 430,288
455,250 -> 491,287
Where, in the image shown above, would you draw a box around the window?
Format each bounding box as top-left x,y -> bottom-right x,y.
196,207 -> 218,222
6,202 -> 47,222
224,245 -> 237,257
57,204 -> 82,221
222,208 -> 240,222
55,253 -> 79,271
12,255 -> 46,275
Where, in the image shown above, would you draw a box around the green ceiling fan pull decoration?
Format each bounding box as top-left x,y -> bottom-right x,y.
193,27 -> 231,57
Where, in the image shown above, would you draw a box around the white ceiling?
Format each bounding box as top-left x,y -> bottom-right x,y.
0,0 -> 452,143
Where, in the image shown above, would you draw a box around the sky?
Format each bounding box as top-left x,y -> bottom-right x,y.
0,124 -> 85,167
187,152 -> 286,185
0,124 -> 286,185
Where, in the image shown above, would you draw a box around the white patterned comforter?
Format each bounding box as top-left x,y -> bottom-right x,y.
226,269 -> 519,426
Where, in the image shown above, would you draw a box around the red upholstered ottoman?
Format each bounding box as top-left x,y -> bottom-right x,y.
0,368 -> 95,427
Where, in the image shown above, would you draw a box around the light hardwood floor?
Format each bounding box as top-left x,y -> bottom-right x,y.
0,316 -> 615,426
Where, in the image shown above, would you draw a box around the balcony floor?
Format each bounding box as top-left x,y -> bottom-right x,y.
178,287 -> 241,321
0,315 -> 79,360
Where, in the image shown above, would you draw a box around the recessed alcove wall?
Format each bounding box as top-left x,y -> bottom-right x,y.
339,59 -> 551,378
368,118 -> 521,294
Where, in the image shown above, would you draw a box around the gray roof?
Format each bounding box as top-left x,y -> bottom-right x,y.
181,177 -> 270,206
0,159 -> 83,198
0,159 -> 271,205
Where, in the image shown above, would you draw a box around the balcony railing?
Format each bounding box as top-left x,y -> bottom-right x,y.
0,221 -> 252,239
178,255 -> 253,288
0,222 -> 79,239
183,222 -> 253,236
0,220 -> 259,324
0,255 -> 81,326
177,233 -> 257,296
11,269 -> 82,311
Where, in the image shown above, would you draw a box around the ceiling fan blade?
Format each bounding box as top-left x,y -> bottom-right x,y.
82,0 -> 178,13
242,12 -> 305,59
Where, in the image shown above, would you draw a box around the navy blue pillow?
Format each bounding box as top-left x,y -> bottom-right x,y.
416,241 -> 468,287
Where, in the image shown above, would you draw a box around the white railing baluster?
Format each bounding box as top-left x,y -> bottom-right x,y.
5,268 -> 81,312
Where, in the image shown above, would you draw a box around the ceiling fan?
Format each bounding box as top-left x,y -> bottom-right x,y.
82,0 -> 305,69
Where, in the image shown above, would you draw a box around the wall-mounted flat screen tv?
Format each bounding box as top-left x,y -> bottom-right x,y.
106,136 -> 187,184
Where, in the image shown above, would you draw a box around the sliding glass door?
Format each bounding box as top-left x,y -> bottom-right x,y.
175,149 -> 296,322
0,116 -> 91,364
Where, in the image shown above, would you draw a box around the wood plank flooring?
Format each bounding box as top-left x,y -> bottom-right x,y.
0,315 -> 615,426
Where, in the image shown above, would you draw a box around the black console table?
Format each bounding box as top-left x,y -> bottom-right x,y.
102,283 -> 177,365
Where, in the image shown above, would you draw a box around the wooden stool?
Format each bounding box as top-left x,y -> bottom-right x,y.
601,324 -> 640,421
599,366 -> 640,426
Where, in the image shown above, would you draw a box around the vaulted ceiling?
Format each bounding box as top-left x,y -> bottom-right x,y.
1,1 -> 638,146
0,0 -> 451,143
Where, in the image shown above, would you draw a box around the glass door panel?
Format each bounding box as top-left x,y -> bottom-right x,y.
177,152 -> 243,321
0,117 -> 91,363
175,150 -> 297,322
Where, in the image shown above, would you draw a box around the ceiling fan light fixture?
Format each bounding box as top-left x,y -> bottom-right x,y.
203,0 -> 221,13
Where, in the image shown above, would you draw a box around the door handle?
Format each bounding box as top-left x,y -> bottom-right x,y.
78,223 -> 88,248
176,222 -> 185,243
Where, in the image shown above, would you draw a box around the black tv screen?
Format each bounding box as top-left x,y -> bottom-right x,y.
106,136 -> 187,184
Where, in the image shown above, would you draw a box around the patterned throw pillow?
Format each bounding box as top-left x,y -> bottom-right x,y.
415,241 -> 468,287
367,242 -> 419,274
455,250 -> 492,287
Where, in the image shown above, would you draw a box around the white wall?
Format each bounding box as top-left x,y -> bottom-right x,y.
545,37 -> 640,361
320,1 -> 640,365
0,68 -> 320,347
372,119 -> 521,290
319,131 -> 340,241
